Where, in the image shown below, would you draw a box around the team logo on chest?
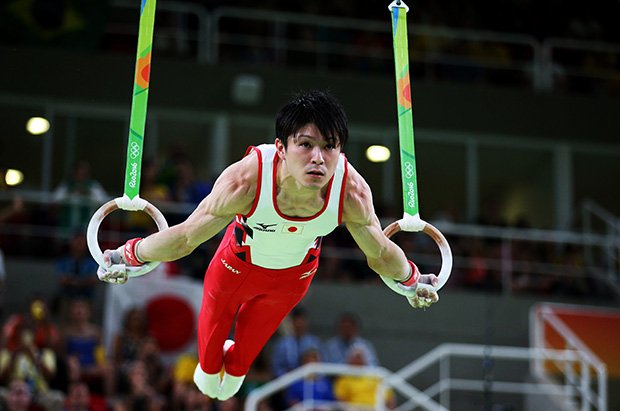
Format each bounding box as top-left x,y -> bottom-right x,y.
253,222 -> 277,232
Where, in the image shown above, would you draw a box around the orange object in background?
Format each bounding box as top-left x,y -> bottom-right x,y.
539,304 -> 620,377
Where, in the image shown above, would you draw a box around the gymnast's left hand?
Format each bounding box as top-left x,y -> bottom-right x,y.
96,238 -> 144,284
406,275 -> 439,309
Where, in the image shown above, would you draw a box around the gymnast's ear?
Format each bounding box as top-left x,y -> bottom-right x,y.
275,138 -> 286,159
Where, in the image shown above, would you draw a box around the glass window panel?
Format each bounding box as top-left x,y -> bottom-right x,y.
573,151 -> 620,221
478,146 -> 554,228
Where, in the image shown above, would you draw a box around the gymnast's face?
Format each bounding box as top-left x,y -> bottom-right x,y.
276,123 -> 341,190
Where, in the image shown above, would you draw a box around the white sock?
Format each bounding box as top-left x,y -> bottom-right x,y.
223,339 -> 235,355
217,372 -> 246,400
217,339 -> 244,400
193,364 -> 221,398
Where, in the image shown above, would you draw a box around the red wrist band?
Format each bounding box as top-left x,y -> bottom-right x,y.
400,260 -> 420,287
123,238 -> 144,266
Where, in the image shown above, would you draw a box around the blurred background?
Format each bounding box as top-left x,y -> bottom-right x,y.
0,0 -> 618,410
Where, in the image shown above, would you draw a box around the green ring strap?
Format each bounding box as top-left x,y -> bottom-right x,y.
123,0 -> 157,200
389,1 -> 420,219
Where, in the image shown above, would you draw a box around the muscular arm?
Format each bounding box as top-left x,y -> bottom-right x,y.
342,165 -> 410,282
133,153 -> 258,263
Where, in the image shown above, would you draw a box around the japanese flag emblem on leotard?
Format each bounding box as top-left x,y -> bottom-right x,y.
282,223 -> 304,234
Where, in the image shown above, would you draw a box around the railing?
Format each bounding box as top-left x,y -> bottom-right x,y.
322,219 -> 620,299
540,38 -> 620,92
394,343 -> 604,411
211,7 -> 539,85
102,2 -> 620,93
243,343 -> 601,411
1,191 -> 619,300
582,200 -> 620,287
244,362 -> 447,411
530,304 -> 608,411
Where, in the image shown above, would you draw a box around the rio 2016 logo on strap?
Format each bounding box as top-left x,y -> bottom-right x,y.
407,182 -> 416,208
128,162 -> 139,189
129,142 -> 141,159
404,161 -> 415,179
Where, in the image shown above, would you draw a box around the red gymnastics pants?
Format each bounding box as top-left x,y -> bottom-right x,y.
197,225 -> 317,377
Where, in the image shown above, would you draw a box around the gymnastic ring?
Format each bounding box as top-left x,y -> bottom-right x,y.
384,220 -> 453,291
86,197 -> 169,278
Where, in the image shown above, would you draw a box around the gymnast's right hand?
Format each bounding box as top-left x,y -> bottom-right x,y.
96,238 -> 144,284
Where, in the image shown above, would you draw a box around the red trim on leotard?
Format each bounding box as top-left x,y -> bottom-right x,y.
338,154 -> 348,225
271,153 -> 333,222
243,146 -> 262,218
231,217 -> 253,262
300,237 -> 322,265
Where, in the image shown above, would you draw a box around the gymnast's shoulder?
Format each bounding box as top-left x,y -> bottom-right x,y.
341,163 -> 376,226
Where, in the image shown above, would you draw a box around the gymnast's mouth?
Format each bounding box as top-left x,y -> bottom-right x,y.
306,170 -> 324,176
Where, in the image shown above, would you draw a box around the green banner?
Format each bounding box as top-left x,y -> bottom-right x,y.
124,0 -> 157,200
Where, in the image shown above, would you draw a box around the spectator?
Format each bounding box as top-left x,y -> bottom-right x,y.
61,299 -> 112,397
270,307 -> 322,378
2,296 -> 60,355
323,312 -> 378,367
133,337 -> 168,395
284,347 -> 335,409
0,300 -> 65,411
52,161 -> 107,233
164,156 -> 212,228
0,379 -> 45,411
112,360 -> 165,411
462,238 -> 490,289
333,345 -> 396,410
61,381 -> 106,411
169,158 -> 213,207
54,233 -> 100,318
170,353 -> 213,411
110,307 -> 150,373
110,307 -> 160,400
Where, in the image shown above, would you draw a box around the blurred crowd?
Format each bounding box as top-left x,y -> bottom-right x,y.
0,0 -> 618,95
0,289 -> 393,411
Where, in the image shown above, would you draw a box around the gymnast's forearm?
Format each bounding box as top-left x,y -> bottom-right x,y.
136,215 -> 231,263
136,225 -> 196,262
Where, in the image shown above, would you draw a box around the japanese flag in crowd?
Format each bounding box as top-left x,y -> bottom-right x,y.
103,268 -> 203,362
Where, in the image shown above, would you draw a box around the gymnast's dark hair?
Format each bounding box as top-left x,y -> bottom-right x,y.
276,89 -> 348,149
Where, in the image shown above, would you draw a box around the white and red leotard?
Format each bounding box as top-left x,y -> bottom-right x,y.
197,144 -> 348,376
